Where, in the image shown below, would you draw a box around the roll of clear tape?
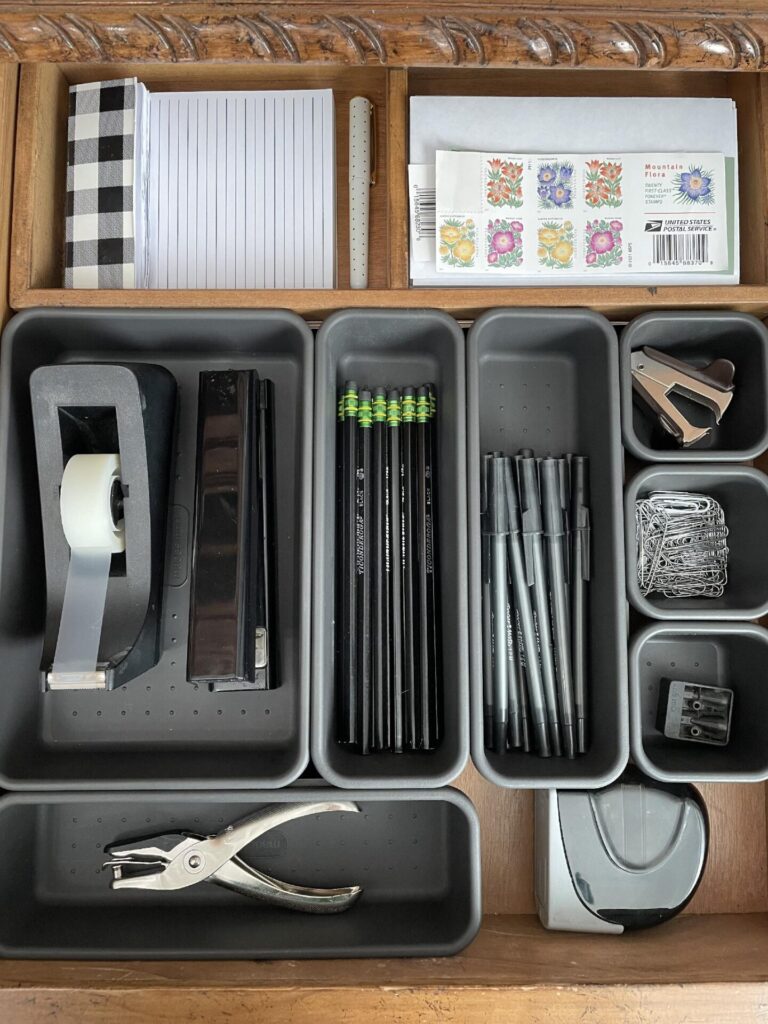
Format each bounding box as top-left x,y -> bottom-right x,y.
52,454 -> 125,679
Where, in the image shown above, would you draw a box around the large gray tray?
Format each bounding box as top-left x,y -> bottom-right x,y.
0,788 -> 481,959
312,309 -> 469,788
467,308 -> 628,788
0,309 -> 313,790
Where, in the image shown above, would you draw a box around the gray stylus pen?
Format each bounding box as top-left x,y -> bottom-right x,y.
540,457 -> 576,759
570,456 -> 591,755
507,455 -> 551,757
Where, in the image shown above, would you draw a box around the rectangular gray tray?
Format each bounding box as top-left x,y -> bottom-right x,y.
625,464 -> 768,620
620,311 -> 768,462
0,788 -> 481,959
467,308 -> 628,788
312,309 -> 469,788
629,621 -> 768,783
0,309 -> 313,790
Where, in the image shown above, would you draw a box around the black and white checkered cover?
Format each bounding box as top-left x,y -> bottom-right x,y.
65,78 -> 137,288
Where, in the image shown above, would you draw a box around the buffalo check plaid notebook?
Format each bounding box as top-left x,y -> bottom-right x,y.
65,78 -> 148,288
65,78 -> 336,289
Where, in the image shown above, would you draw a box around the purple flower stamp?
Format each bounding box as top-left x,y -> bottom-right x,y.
537,161 -> 574,211
487,218 -> 523,268
585,218 -> 623,268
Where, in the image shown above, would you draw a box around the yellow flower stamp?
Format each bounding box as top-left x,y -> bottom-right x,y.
538,221 -> 575,270
439,217 -> 477,268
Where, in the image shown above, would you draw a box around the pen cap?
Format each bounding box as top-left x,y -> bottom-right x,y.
502,457 -> 522,533
571,455 -> 590,510
540,458 -> 565,538
516,454 -> 542,533
486,456 -> 509,535
480,453 -> 492,527
557,458 -> 570,517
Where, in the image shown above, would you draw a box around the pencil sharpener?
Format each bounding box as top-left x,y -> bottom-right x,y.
535,770 -> 708,934
657,678 -> 733,746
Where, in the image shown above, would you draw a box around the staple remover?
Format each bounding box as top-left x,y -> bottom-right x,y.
630,346 -> 735,447
103,801 -> 363,913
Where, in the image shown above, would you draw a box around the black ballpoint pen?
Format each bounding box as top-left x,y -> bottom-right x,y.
480,453 -> 494,750
540,457 -> 576,759
516,451 -> 558,757
485,456 -> 509,753
570,455 -> 591,755
504,456 -> 549,758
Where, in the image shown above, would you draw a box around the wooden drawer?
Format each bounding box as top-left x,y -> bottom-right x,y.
3,46 -> 768,1024
11,61 -> 768,320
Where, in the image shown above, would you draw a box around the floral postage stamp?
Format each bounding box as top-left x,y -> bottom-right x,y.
439,217 -> 476,268
585,218 -> 623,268
487,218 -> 523,268
485,158 -> 524,209
537,161 -> 574,210
537,221 -> 574,269
434,150 -> 730,278
585,160 -> 622,208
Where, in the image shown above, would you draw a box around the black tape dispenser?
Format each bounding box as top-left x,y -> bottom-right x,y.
30,363 -> 177,691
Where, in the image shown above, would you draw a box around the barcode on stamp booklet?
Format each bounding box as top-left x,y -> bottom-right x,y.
651,233 -> 709,266
413,186 -> 436,240
409,164 -> 438,263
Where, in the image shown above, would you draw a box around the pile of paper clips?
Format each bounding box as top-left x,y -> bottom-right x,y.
636,491 -> 729,599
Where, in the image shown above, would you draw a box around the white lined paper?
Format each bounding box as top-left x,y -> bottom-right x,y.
145,88 -> 335,290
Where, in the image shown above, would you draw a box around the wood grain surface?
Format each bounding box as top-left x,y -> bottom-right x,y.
0,2 -> 767,70
2,916 -> 768,1023
0,64 -> 16,327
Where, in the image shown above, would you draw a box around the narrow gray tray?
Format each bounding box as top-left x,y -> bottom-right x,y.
620,311 -> 768,462
0,788 -> 481,959
312,308 -> 469,788
630,621 -> 768,783
467,308 -> 628,788
0,309 -> 313,790
625,464 -> 768,620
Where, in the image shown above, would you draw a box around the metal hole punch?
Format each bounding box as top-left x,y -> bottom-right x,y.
103,802 -> 363,913
630,346 -> 735,448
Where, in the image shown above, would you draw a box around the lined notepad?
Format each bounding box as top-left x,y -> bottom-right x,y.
65,81 -> 336,290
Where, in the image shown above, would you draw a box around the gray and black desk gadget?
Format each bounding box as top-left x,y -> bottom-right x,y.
31,362 -> 177,691
536,769 -> 709,933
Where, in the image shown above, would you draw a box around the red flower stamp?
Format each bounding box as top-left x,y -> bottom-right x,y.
485,157 -> 524,209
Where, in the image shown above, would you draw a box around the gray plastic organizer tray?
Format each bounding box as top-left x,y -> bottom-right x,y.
630,622 -> 768,783
620,311 -> 768,462
312,309 -> 469,788
0,309 -> 313,790
626,464 -> 768,620
467,309 -> 628,788
0,788 -> 481,959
